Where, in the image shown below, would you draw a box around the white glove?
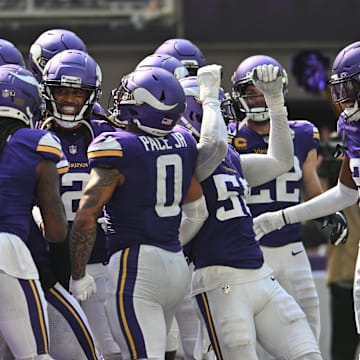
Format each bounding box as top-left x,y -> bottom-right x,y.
197,64 -> 222,101
32,205 -> 43,228
251,64 -> 285,108
97,216 -> 107,233
69,273 -> 97,301
252,210 -> 286,241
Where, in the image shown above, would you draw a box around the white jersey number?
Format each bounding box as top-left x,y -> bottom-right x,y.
213,173 -> 250,221
155,154 -> 183,217
246,156 -> 302,204
61,172 -> 90,221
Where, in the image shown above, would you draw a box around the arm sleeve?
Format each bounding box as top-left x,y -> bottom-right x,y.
179,195 -> 209,246
284,181 -> 358,224
195,98 -> 228,182
240,106 -> 294,187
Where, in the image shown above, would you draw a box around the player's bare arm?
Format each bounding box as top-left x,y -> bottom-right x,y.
36,159 -> 68,243
183,175 -> 204,203
339,156 -> 357,189
301,148 -> 324,200
70,166 -> 123,279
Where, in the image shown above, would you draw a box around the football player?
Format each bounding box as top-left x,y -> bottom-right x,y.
69,64 -> 227,360
252,41 -> 360,348
29,28 -> 121,359
228,55 -> 326,357
179,65 -> 322,359
0,64 -> 67,359
134,53 -> 227,360
28,49 -> 113,360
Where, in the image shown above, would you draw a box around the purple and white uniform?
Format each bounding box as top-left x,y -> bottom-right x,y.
229,119 -> 322,347
231,120 -> 320,246
183,143 -> 320,359
338,115 -> 360,334
185,146 -> 262,271
0,128 -> 61,359
28,118 -> 114,280
27,118 -> 114,360
88,126 -> 197,359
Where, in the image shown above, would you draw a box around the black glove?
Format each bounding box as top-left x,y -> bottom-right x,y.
317,211 -> 349,246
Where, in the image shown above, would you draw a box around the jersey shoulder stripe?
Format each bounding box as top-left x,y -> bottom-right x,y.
88,134 -> 123,159
36,132 -> 62,158
313,127 -> 320,140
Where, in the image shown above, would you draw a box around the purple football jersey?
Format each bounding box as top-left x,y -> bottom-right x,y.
88,126 -> 198,255
184,145 -> 264,270
338,114 -> 360,189
0,128 -> 62,241
28,119 -> 114,264
230,120 -> 320,247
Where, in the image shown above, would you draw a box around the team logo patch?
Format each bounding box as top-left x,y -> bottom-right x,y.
68,144 -> 77,155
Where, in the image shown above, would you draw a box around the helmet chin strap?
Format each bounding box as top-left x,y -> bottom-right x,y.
343,100 -> 360,122
132,118 -> 172,137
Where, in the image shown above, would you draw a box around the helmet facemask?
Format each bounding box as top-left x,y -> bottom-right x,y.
44,84 -> 96,128
232,80 -> 270,122
330,74 -> 360,122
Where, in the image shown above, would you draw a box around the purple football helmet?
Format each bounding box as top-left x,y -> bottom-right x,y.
154,38 -> 206,76
178,76 -> 226,138
231,55 -> 288,122
329,41 -> 360,122
0,39 -> 25,67
111,67 -> 186,136
135,53 -> 189,80
29,29 -> 87,82
42,49 -> 102,128
0,64 -> 42,128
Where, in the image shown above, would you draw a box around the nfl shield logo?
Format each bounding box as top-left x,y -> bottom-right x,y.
69,144 -> 77,155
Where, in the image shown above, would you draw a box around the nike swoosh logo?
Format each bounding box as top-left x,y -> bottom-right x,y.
291,250 -> 304,256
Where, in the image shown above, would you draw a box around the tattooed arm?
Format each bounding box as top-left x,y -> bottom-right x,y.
70,166 -> 124,280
